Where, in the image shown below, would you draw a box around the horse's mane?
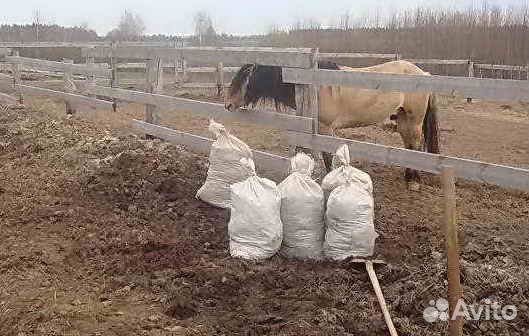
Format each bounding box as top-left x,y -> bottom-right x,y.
230,61 -> 341,110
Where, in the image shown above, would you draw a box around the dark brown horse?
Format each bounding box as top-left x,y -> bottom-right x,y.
225,60 -> 440,189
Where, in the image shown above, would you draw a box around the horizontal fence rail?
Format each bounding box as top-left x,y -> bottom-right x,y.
82,46 -> 314,68
285,132 -> 529,192
0,42 -> 175,48
86,85 -> 313,133
132,120 -> 289,174
16,84 -> 113,109
283,68 -> 529,102
475,64 -> 529,71
320,53 -> 397,59
117,63 -> 240,73
5,56 -> 111,78
406,59 -> 470,65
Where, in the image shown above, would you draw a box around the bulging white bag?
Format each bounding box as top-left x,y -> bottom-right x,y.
278,153 -> 324,259
322,145 -> 378,260
196,120 -> 253,208
321,144 -> 373,195
229,158 -> 283,260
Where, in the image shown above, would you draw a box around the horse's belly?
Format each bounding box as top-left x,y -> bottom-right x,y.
320,88 -> 400,128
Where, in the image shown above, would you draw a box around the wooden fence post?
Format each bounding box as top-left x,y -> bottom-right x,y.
11,50 -> 23,104
174,59 -> 180,85
290,48 -> 319,157
63,59 -> 77,115
145,57 -> 162,138
216,62 -> 224,98
466,60 -> 474,103
85,56 -> 96,97
173,39 -> 179,85
179,58 -> 187,85
441,166 -> 463,336
110,44 -> 119,112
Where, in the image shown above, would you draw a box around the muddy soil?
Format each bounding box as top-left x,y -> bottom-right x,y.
0,94 -> 528,335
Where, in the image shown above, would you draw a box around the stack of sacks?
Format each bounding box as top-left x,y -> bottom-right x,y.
278,153 -> 325,260
322,145 -> 378,260
196,120 -> 253,208
228,158 -> 283,260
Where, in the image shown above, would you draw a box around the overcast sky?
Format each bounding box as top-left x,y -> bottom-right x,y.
1,0 -> 527,36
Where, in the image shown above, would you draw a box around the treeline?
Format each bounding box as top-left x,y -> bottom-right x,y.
0,24 -> 98,42
262,5 -> 529,65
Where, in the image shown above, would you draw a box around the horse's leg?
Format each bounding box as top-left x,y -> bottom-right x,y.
319,123 -> 335,173
395,107 -> 424,190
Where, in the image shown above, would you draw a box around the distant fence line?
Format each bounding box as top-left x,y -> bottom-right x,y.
2,46 -> 528,95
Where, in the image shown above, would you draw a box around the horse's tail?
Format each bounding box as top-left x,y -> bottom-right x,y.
422,94 -> 440,154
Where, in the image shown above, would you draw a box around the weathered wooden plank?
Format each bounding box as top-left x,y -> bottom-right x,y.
180,83 -> 232,89
82,46 -> 313,68
117,63 -> 240,73
320,53 -> 397,59
0,42 -> 108,48
285,132 -> 529,192
475,64 -> 528,71
0,42 -> 174,48
32,79 -> 112,86
283,68 -> 529,102
131,120 -> 289,174
407,59 -> 470,65
86,86 -> 313,133
5,56 -> 112,78
16,84 -> 114,109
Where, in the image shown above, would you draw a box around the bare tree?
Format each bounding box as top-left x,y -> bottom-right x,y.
193,11 -> 216,46
33,9 -> 42,41
107,10 -> 146,41
339,13 -> 351,30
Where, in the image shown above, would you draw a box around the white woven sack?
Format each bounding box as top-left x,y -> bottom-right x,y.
321,144 -> 373,195
278,153 -> 325,259
324,169 -> 378,260
196,120 -> 253,208
322,145 -> 378,260
229,158 -> 283,260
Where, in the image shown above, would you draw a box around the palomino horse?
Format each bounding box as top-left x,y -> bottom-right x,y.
225,60 -> 440,187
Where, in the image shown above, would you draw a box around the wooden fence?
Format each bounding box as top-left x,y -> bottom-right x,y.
1,47 -> 528,192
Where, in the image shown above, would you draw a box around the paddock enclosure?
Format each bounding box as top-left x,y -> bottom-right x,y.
0,44 -> 528,335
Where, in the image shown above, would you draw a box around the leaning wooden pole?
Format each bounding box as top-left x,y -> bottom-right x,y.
366,261 -> 398,336
441,166 -> 463,336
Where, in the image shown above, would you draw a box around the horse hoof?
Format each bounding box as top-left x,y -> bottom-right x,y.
408,182 -> 421,192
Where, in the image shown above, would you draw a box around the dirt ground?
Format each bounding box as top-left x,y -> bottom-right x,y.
0,85 -> 528,336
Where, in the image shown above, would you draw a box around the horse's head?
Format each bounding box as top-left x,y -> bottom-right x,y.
225,64 -> 296,112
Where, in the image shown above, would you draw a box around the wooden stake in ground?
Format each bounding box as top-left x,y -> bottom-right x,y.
216,62 -> 224,98
11,50 -> 23,105
63,59 -> 77,115
366,261 -> 398,336
467,60 -> 474,103
441,166 -> 463,336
